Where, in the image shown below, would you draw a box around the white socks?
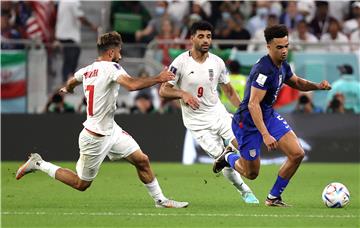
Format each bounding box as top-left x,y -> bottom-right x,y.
37,161 -> 60,179
222,167 -> 251,193
144,178 -> 167,202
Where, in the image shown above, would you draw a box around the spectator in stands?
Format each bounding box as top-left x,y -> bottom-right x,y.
55,0 -> 98,83
326,64 -> 360,114
178,1 -> 208,41
131,93 -> 157,114
328,1 -> 351,23
343,2 -> 360,37
293,93 -> 323,114
1,9 -> 24,49
297,1 -> 315,23
214,1 -> 232,38
110,1 -> 152,43
246,1 -> 270,37
349,17 -> 360,52
327,93 -> 346,114
247,14 -> 278,52
309,1 -> 337,40
219,60 -> 247,113
156,18 -> 179,66
190,1 -> 210,22
279,1 -> 304,33
166,0 -> 189,27
290,20 -> 318,51
320,18 -> 350,52
44,91 -> 75,113
135,1 -> 178,43
217,12 -> 251,50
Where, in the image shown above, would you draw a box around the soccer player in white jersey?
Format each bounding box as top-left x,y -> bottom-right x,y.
16,31 -> 188,208
159,21 -> 259,204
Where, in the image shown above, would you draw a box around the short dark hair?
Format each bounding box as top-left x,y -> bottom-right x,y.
264,24 -> 288,43
227,60 -> 241,74
337,64 -> 353,75
97,31 -> 123,54
190,20 -> 213,35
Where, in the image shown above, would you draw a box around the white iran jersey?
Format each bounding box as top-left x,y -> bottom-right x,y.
74,61 -> 127,135
168,51 -> 230,130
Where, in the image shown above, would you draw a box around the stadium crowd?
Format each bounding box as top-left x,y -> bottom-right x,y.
1,1 -> 360,114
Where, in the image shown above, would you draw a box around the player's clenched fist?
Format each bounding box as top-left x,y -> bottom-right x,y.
318,80 -> 331,90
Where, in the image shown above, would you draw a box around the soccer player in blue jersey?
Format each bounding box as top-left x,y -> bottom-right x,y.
213,24 -> 331,206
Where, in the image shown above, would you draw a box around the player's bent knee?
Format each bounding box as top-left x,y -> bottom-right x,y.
289,149 -> 305,163
136,153 -> 150,168
245,171 -> 259,180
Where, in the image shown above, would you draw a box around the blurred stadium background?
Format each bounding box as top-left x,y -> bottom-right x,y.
1,1 -> 359,227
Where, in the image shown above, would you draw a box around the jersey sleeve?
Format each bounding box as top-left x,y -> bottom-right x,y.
251,60 -> 273,90
109,63 -> 128,81
251,72 -> 270,90
284,61 -> 294,81
218,59 -> 230,84
168,55 -> 182,86
74,68 -> 84,82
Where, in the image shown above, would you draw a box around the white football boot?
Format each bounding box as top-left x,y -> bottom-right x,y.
155,199 -> 189,208
15,153 -> 43,180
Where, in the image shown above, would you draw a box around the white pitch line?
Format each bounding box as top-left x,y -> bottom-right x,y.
1,211 -> 358,219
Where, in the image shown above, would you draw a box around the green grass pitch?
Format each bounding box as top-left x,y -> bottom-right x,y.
2,162 -> 359,227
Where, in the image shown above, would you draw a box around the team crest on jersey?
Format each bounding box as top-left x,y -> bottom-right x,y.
249,149 -> 256,158
208,69 -> 214,81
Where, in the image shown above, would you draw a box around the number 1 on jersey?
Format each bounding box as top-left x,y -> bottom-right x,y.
197,86 -> 204,98
86,85 -> 94,116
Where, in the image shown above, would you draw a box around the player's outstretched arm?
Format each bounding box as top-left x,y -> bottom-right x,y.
59,77 -> 82,94
159,83 -> 200,110
117,67 -> 175,91
285,74 -> 332,91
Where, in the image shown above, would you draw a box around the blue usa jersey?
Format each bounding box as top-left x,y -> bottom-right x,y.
232,55 -> 294,160
238,55 -> 293,118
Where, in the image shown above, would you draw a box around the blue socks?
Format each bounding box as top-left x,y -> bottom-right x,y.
225,153 -> 240,169
269,175 -> 289,198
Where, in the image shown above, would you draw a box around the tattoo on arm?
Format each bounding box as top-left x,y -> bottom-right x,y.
287,76 -> 319,91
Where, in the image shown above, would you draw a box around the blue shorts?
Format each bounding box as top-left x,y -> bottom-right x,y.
232,110 -> 292,161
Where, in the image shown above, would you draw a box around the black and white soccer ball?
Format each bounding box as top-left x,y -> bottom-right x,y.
322,182 -> 350,208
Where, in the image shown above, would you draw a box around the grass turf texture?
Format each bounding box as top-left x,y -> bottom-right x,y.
2,162 -> 359,227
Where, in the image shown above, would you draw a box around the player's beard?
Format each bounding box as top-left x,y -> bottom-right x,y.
112,57 -> 119,63
196,44 -> 209,54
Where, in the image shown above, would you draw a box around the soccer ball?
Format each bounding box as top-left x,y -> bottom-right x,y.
322,182 -> 350,208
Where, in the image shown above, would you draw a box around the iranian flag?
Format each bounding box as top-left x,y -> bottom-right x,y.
1,51 -> 27,99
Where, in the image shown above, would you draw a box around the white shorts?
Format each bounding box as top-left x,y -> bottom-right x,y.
189,111 -> 235,159
76,123 -> 140,181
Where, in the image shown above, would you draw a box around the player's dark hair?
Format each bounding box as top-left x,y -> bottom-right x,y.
190,20 -> 213,35
227,60 -> 241,74
264,24 -> 288,43
299,95 -> 310,104
97,31 -> 123,54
